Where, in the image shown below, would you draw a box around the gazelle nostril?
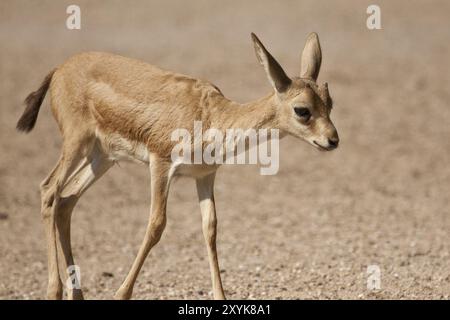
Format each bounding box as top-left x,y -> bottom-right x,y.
328,138 -> 339,147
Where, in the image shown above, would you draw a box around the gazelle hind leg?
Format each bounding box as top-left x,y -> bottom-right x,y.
56,144 -> 113,299
40,136 -> 94,299
40,158 -> 64,299
115,154 -> 172,300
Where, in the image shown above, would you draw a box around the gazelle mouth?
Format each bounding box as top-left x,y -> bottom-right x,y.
313,141 -> 332,151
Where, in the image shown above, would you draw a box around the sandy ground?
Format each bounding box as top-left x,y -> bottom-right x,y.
1,0 -> 450,300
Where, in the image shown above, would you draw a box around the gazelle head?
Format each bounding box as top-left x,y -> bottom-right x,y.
251,32 -> 339,151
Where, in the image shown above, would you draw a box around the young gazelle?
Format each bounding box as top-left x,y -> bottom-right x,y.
17,32 -> 338,300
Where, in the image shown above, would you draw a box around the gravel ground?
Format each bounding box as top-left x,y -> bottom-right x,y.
0,0 -> 450,299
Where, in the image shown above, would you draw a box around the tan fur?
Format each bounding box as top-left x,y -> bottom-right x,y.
18,33 -> 339,300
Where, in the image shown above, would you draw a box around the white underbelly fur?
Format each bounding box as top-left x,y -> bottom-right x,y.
95,130 -> 219,178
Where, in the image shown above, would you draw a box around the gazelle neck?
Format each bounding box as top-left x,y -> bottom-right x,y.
210,92 -> 281,133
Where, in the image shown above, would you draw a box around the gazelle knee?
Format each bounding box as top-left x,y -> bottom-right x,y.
41,192 -> 55,220
40,182 -> 67,220
40,178 -> 54,206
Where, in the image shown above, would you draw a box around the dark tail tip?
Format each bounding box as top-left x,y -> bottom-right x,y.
16,70 -> 55,133
16,92 -> 43,132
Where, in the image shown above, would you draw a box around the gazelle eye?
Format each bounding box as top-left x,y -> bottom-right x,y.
294,107 -> 311,121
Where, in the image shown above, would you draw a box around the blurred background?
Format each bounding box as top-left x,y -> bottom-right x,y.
0,0 -> 449,299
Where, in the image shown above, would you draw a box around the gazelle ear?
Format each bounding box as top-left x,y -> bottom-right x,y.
300,32 -> 322,81
251,33 -> 291,93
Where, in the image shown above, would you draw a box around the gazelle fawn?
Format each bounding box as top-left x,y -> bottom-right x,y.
17,32 -> 338,300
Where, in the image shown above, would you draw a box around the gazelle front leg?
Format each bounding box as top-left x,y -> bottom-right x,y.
196,172 -> 226,300
115,154 -> 172,300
